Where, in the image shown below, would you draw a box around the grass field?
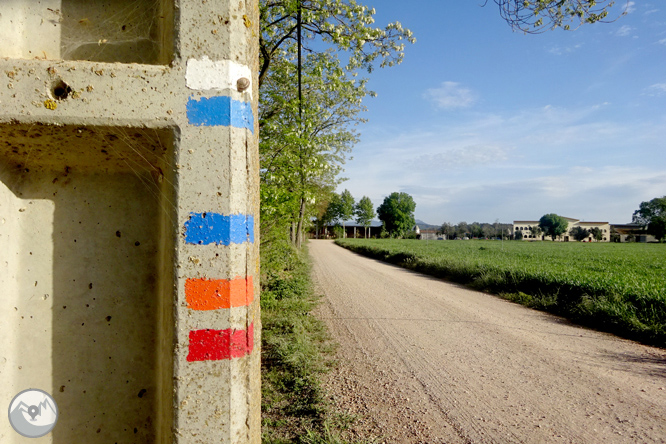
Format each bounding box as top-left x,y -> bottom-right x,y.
335,239 -> 666,347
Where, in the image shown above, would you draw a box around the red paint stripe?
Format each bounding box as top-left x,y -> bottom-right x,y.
186,323 -> 254,362
185,276 -> 254,310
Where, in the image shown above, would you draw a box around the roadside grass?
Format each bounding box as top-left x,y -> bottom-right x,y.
261,240 -> 362,443
335,239 -> 666,347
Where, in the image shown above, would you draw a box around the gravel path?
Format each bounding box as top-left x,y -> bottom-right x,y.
309,240 -> 666,444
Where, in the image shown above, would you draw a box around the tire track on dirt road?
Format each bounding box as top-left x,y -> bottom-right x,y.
310,240 -> 666,443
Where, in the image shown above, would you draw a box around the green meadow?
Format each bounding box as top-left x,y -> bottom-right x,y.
335,239 -> 666,347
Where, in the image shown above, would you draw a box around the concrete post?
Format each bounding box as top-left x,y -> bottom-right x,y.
0,1 -> 260,443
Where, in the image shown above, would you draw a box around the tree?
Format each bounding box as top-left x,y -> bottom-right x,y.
493,0 -> 624,34
539,214 -> 569,241
571,226 -> 590,242
440,222 -> 455,239
610,227 -> 620,243
456,222 -> 470,239
336,189 -> 355,236
259,0 -> 415,87
590,227 -> 603,242
312,187 -> 337,238
260,50 -> 366,247
355,196 -> 375,238
320,190 -> 355,238
632,196 -> 666,242
377,192 -> 416,238
529,225 -> 543,240
259,1 -> 414,250
470,222 -> 484,238
514,230 -> 524,240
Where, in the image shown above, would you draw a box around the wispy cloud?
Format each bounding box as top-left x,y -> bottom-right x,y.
341,102 -> 666,224
615,25 -> 634,37
645,82 -> 666,96
625,1 -> 636,14
424,82 -> 476,109
657,38 -> 666,46
401,167 -> 666,225
549,44 -> 582,55
412,145 -> 510,170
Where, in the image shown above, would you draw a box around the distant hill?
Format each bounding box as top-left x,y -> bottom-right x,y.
415,220 -> 440,230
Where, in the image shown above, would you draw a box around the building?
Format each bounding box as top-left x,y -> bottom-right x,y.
313,220 -> 383,239
415,226 -> 443,240
611,224 -> 657,243
513,217 -> 611,242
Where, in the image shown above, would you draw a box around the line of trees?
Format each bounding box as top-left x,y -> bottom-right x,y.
316,190 -> 417,239
440,221 -> 513,240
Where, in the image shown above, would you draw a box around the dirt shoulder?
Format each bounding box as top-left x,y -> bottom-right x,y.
310,240 -> 666,443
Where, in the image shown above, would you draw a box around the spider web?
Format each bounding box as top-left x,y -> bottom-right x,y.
59,0 -> 168,64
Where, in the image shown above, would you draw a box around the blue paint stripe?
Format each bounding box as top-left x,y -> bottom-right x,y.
184,213 -> 255,245
186,96 -> 254,132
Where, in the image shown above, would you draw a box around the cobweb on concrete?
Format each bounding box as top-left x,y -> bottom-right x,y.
59,0 -> 167,64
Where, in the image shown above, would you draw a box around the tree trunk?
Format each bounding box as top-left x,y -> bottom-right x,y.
295,197 -> 306,249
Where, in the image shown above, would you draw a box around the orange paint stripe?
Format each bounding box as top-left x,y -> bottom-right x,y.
185,276 -> 254,310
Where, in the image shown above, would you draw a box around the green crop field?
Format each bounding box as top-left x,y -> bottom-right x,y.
335,239 -> 666,347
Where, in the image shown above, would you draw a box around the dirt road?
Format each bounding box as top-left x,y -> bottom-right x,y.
309,240 -> 666,443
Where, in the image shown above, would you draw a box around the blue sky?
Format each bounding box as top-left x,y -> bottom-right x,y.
337,1 -> 666,225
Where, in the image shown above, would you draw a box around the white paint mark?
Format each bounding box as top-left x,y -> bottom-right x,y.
186,56 -> 252,98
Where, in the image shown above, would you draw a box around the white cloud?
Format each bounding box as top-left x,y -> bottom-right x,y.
657,38 -> 666,46
402,167 -> 666,225
646,83 -> 666,96
549,44 -> 582,55
615,25 -> 634,37
412,145 -> 509,170
625,1 -> 636,14
424,81 -> 476,109
339,103 -> 666,225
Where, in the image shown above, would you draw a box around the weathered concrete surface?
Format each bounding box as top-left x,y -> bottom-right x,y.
0,0 -> 174,64
0,0 -> 260,442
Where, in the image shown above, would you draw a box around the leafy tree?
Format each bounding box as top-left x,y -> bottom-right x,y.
354,196 -> 375,238
514,230 -> 524,240
470,222 -> 484,238
528,224 -> 543,240
632,196 -> 666,242
259,0 -> 415,86
590,227 -> 603,242
456,222 -> 470,239
539,214 -> 569,241
439,222 -> 455,239
610,227 -> 620,243
377,192 -> 416,238
260,50 -> 365,247
318,189 -> 355,238
494,0 -> 623,33
571,226 -> 590,241
259,1 -> 414,249
312,187 -> 336,238
336,189 -> 355,236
